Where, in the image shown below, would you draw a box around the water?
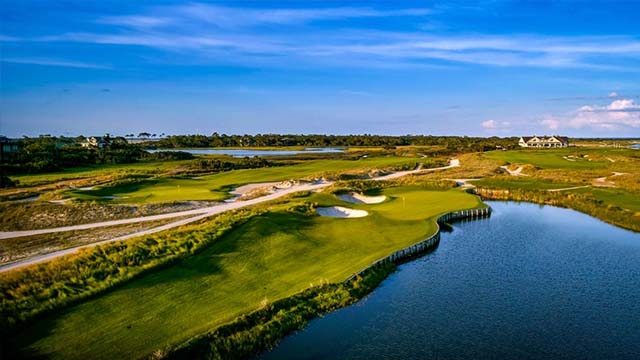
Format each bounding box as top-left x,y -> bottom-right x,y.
146,147 -> 344,157
631,143 -> 640,149
261,202 -> 640,360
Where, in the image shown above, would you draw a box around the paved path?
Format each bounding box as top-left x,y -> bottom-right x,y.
0,160 -> 460,272
0,182 -> 331,272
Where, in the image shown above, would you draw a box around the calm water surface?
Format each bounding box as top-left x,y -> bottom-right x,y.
261,201 -> 640,360
147,148 -> 344,157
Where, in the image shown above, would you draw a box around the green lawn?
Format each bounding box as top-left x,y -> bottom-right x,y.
482,149 -> 610,169
569,187 -> 640,213
68,157 -> 421,203
13,187 -> 483,359
474,177 -> 583,190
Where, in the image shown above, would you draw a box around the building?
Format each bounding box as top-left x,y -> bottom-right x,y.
518,135 -> 569,148
81,136 -> 109,149
0,136 -> 21,161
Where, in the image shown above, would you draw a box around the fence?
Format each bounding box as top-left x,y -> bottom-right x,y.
344,206 -> 491,284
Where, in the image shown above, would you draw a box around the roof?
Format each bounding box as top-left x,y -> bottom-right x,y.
520,135 -> 568,143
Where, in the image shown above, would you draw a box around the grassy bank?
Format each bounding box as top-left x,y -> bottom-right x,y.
476,187 -> 640,232
5,187 -> 483,359
167,263 -> 396,360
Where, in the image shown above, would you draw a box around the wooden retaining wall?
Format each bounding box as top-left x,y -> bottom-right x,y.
344,206 -> 491,284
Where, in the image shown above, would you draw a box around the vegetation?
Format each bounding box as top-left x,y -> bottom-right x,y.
0,216 -> 193,264
1,207 -> 263,330
150,133 -> 518,151
67,157 -> 422,204
4,187 -> 483,359
167,263 -> 395,360
0,200 -> 209,231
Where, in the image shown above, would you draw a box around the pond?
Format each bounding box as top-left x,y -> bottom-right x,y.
260,201 -> 640,360
146,147 -> 344,157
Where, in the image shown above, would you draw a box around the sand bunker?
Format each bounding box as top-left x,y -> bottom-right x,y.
338,192 -> 386,204
317,206 -> 368,218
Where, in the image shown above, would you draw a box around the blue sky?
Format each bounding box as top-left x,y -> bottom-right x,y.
1,0 -> 640,137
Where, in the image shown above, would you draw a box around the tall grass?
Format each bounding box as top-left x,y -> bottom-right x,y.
0,208 -> 263,332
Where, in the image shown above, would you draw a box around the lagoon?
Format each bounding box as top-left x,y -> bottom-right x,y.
261,201 -> 640,360
147,147 -> 344,157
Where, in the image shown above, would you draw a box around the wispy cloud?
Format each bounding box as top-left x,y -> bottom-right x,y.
115,4 -> 432,29
7,3 -> 640,70
1,57 -> 111,69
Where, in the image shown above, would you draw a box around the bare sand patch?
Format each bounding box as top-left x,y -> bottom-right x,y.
316,206 -> 368,218
338,192 -> 386,204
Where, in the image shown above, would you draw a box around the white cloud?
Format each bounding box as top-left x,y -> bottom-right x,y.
97,15 -> 175,29
481,119 -> 511,129
608,91 -> 619,98
541,99 -> 640,131
1,57 -> 111,69
541,117 -> 560,130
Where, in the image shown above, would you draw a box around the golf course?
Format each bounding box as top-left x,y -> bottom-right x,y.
8,186 -> 484,359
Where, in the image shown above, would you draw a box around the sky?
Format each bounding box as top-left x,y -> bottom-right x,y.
1,0 -> 640,138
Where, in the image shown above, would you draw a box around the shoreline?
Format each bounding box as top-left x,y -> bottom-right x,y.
165,206 -> 491,360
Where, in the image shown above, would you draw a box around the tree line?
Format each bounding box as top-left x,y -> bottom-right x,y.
149,133 -> 519,151
0,136 -> 192,176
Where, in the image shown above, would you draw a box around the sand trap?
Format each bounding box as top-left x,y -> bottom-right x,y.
317,206 -> 368,218
338,192 -> 386,204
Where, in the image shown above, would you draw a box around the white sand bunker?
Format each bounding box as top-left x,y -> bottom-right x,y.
337,192 -> 386,204
317,206 -> 368,218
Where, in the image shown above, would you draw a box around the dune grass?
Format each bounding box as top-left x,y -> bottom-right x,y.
11,187 -> 482,359
67,157 -> 421,204
9,160 -> 193,186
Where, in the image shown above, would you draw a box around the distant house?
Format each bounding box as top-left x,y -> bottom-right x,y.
81,136 -> 109,149
518,135 -> 569,148
126,137 -> 161,144
0,136 -> 20,161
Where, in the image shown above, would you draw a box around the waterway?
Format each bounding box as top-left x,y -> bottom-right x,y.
147,147 -> 344,157
261,201 -> 640,360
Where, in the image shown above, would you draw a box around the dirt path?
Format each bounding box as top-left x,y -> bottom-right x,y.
547,185 -> 591,192
373,158 -> 459,181
500,165 -> 528,176
0,160 -> 461,272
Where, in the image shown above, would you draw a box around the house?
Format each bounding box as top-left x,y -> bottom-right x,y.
81,136 -> 109,149
0,136 -> 21,161
518,135 -> 569,148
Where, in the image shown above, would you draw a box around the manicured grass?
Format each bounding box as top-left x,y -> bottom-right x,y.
68,157 -> 421,204
569,187 -> 640,213
482,148 -> 610,169
474,177 -> 582,191
13,187 -> 482,359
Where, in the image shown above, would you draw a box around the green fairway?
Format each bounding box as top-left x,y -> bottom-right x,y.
482,149 -> 610,169
14,187 -> 482,359
68,157 -> 421,203
474,177 -> 582,190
